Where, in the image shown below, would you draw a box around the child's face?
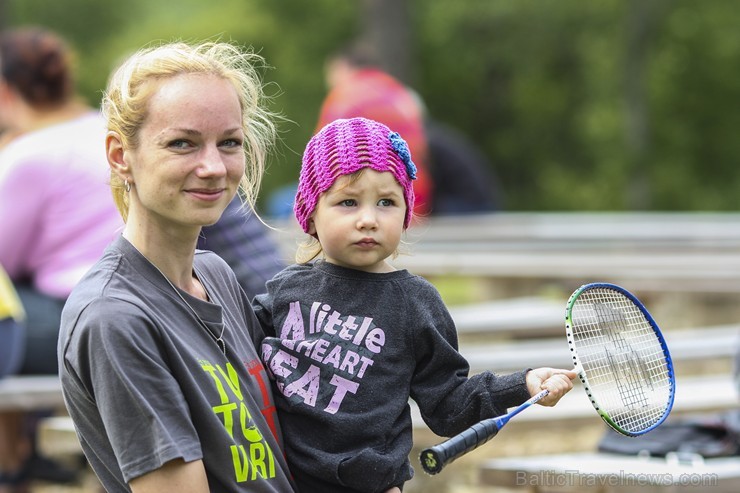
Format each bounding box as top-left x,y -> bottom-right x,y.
309,169 -> 405,273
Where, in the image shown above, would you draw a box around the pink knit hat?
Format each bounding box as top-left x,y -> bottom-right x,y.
294,117 -> 417,233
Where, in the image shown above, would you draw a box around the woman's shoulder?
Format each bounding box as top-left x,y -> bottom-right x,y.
64,246 -> 138,316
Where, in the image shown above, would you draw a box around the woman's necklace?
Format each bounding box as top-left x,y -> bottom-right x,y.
126,239 -> 227,356
158,272 -> 227,357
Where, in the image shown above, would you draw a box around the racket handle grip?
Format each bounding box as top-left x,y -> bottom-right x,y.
419,418 -> 500,475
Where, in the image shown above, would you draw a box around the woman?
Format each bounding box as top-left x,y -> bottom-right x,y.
0,26 -> 121,492
58,42 -> 297,492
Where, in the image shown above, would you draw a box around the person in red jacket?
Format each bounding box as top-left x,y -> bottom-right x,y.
316,42 -> 433,219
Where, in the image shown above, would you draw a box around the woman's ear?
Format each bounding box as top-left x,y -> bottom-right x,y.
106,131 -> 131,182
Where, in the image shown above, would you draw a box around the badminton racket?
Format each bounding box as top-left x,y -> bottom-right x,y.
419,282 -> 675,475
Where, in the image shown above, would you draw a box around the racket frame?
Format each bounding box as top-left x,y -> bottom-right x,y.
565,282 -> 676,436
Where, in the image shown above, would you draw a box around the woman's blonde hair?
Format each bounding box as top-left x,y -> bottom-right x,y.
102,41 -> 276,222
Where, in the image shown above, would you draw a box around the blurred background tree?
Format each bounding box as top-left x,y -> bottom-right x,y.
2,0 -> 739,212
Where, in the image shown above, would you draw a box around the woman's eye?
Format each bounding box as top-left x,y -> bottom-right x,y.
220,138 -> 243,148
168,139 -> 192,150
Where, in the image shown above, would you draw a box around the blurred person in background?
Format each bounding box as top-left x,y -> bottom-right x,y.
0,26 -> 121,373
0,26 -> 123,492
424,116 -> 503,214
0,127 -> 21,149
198,195 -> 285,300
0,266 -> 26,493
0,264 -> 24,380
316,40 -> 433,219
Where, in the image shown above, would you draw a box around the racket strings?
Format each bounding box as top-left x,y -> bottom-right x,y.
569,288 -> 672,434
604,348 -> 649,408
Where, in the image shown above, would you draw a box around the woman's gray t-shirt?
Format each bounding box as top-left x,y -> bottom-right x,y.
58,235 -> 297,493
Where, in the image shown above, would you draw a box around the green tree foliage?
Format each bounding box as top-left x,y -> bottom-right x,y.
414,0 -> 740,210
4,0 -> 739,211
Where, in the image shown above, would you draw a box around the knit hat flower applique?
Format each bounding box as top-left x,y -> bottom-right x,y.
388,131 -> 417,180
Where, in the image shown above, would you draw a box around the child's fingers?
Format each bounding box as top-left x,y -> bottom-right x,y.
538,373 -> 575,407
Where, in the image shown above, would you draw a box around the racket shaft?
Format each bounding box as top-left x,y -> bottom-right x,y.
420,418 -> 500,474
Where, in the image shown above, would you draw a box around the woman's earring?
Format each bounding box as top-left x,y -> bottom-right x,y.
124,180 -> 131,193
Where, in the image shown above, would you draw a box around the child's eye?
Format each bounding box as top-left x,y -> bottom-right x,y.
378,198 -> 395,207
339,199 -> 356,207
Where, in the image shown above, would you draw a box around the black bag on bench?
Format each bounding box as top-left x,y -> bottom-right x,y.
597,411 -> 740,459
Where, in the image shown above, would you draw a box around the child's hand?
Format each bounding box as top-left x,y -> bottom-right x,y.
525,367 -> 577,407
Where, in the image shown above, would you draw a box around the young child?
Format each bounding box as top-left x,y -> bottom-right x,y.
253,117 -> 575,493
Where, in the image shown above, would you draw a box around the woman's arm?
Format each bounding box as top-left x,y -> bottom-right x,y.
129,459 -> 209,493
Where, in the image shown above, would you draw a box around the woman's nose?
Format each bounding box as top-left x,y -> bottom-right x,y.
197,145 -> 228,177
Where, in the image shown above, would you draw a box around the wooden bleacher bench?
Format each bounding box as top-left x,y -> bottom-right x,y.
271,212 -> 740,249
397,214 -> 740,292
392,250 -> 740,292
268,212 -> 740,292
37,415 -> 81,457
0,375 -> 79,460
449,296 -> 564,337
0,375 -> 82,464
403,212 -> 740,247
459,323 -> 740,373
0,375 -> 64,411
